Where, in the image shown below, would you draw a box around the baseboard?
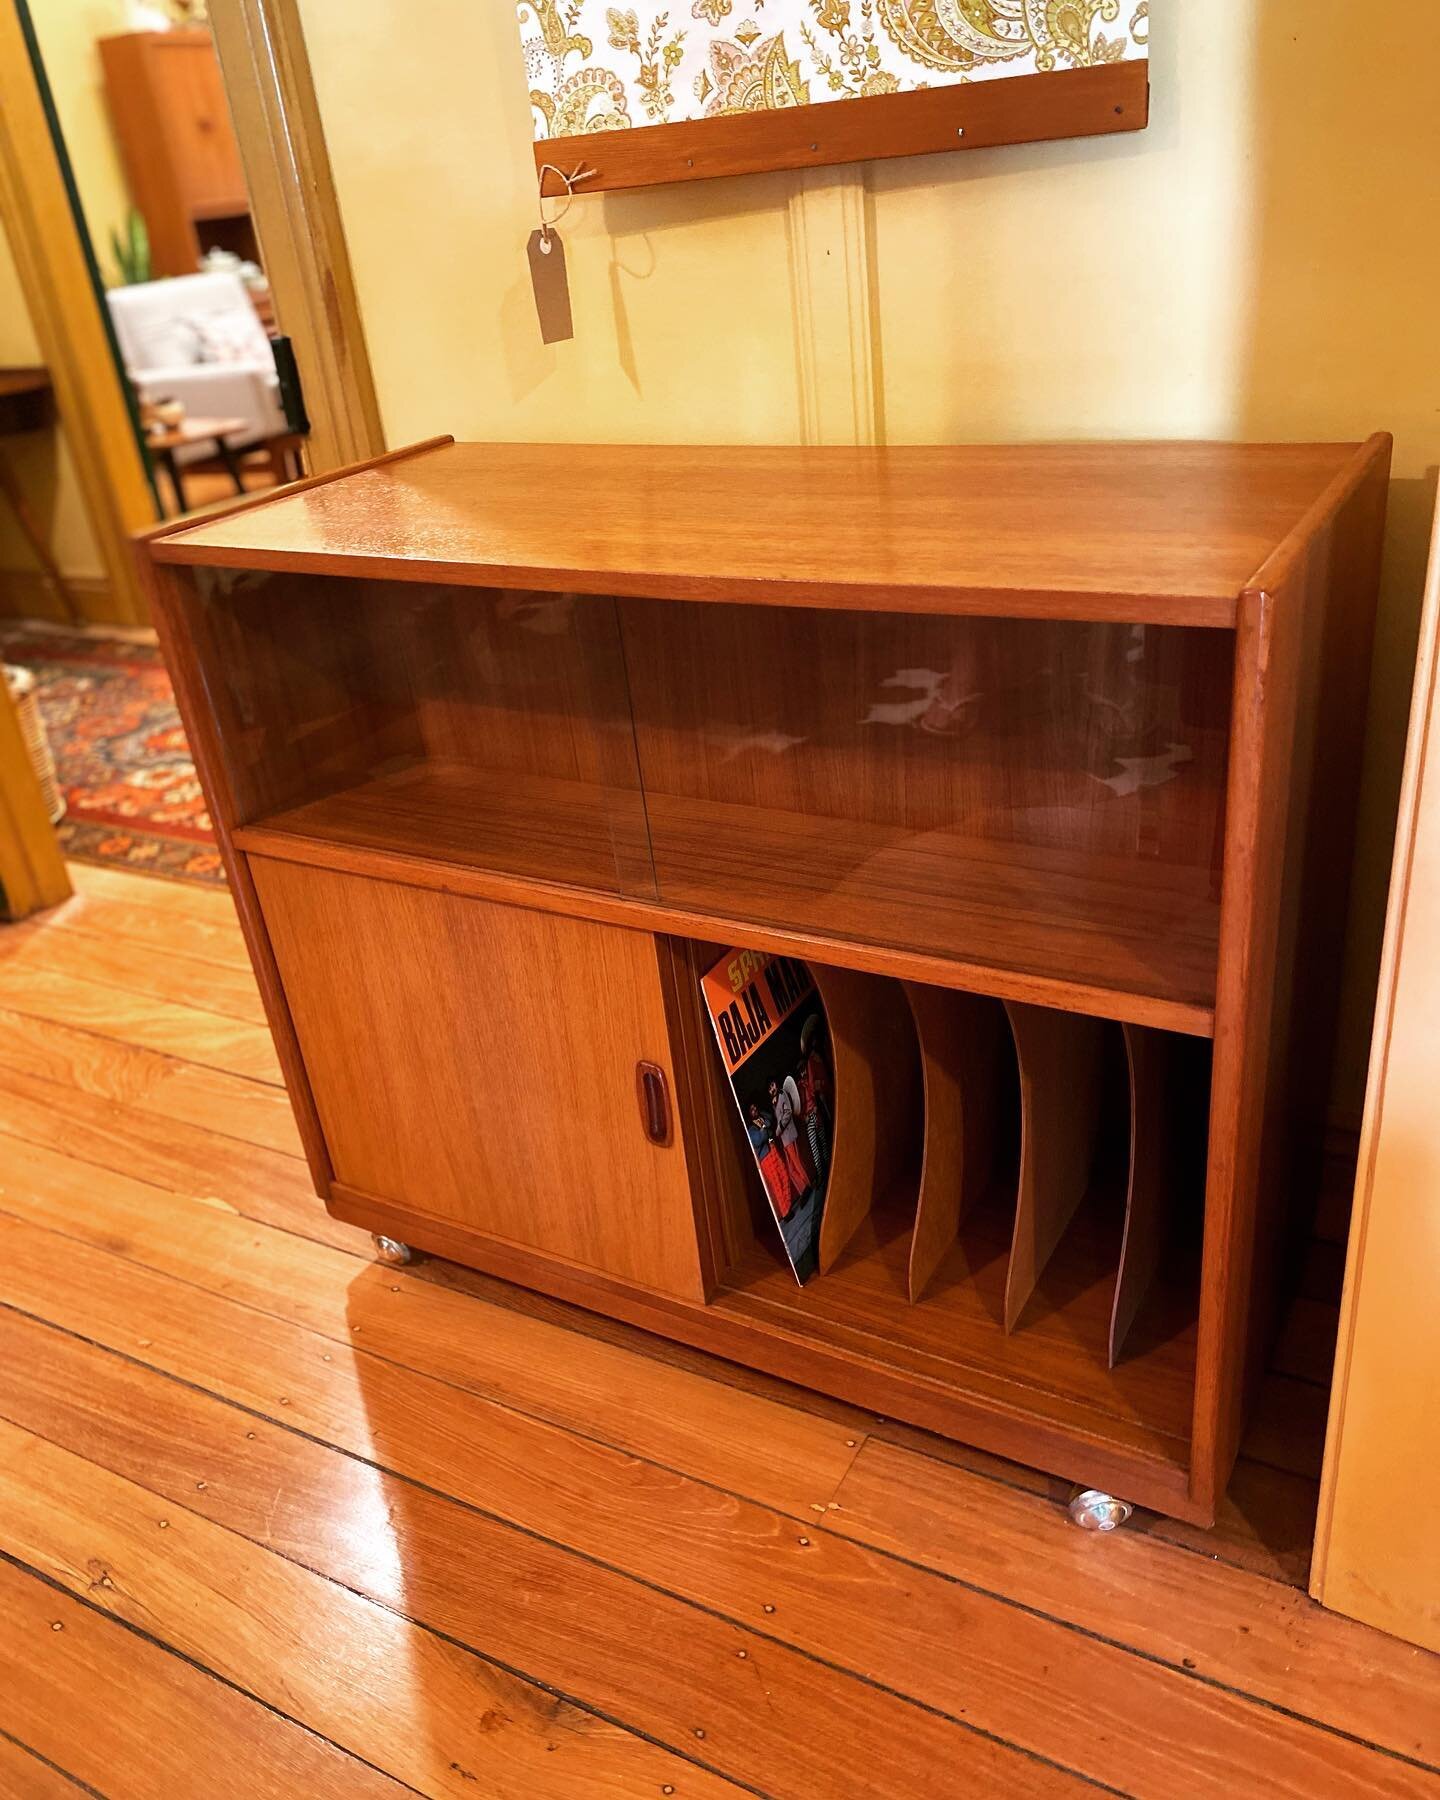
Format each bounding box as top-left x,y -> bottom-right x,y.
0,569 -> 118,625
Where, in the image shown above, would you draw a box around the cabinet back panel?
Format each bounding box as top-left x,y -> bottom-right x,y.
621,601 -> 1230,1003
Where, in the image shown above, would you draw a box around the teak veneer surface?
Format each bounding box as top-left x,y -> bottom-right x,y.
716,1193 -> 1197,1465
150,439 -> 1371,622
246,763 -> 1223,1027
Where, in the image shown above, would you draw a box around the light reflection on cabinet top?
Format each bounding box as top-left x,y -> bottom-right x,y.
152,437 -> 1388,626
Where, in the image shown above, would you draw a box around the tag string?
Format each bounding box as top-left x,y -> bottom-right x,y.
537,162 -> 597,244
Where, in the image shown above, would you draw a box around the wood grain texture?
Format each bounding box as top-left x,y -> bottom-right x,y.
145,557 -> 337,1194
1194,437 -> 1393,1517
0,961 -> 282,1082
151,439 -> 1371,623
207,0 -> 388,474
0,1138 -> 859,1518
0,914 -> 269,1025
0,1004 -> 303,1157
812,965 -> 920,1273
141,437 -> 1391,1527
10,868 -> 1429,1797
258,762 -> 654,898
330,1177 -> 1200,1518
99,31 -> 248,276
52,864 -> 252,970
1003,1003 -> 1110,1333
251,856 -> 707,1299
621,596 -> 1228,1016
6,1305 -> 1428,1800
0,1558 -> 409,1800
237,820 -> 1219,1034
0,668 -> 70,920
0,1733 -> 86,1797
0,1418 -> 739,1800
0,1068 -> 354,1253
537,60 -> 1147,195
829,1437 -> 1440,1776
0,1316 -> 1083,1800
1109,1025 -> 1199,1366
903,984 -> 1011,1303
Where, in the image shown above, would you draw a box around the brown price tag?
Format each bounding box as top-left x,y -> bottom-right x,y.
527,228 -> 573,344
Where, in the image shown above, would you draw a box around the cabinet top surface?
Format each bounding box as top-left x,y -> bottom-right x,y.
150,438 -> 1384,623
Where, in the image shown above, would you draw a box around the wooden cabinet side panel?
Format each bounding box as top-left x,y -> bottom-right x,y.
250,857 -> 707,1301
1194,442 -> 1391,1514
143,557 -> 334,1197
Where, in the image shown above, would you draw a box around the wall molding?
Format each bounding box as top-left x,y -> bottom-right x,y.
786,166 -> 882,448
0,570 -> 114,626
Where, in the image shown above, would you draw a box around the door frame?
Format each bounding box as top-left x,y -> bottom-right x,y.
208,0 -> 385,473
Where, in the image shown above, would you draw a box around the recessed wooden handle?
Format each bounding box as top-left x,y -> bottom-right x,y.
636,1061 -> 672,1147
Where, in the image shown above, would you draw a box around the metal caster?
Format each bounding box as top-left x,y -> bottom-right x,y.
1067,1488 -> 1133,1532
372,1235 -> 414,1267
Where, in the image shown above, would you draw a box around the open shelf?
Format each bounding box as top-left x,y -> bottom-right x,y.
239,761 -> 1220,1035
252,760 -> 655,898
644,794 -> 1220,1022
712,1187 -> 1198,1467
693,947 -> 1206,1475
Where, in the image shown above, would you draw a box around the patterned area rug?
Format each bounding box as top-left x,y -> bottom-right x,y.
0,623 -> 225,887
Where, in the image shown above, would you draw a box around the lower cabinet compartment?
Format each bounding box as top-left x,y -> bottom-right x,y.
671,936 -> 1212,1511
250,856 -> 709,1302
251,854 -> 1215,1519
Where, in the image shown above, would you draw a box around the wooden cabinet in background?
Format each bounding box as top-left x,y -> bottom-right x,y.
140,436 -> 1391,1529
100,30 -> 254,277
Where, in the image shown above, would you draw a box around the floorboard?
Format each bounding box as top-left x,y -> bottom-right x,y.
0,1005 -> 302,1157
56,865 -> 253,970
0,1070 -> 355,1252
0,865 -> 1435,1798
0,1558 -> 409,1800
0,1731 -> 94,1798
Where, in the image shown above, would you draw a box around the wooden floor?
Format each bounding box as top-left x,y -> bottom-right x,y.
1,864 -> 1437,1798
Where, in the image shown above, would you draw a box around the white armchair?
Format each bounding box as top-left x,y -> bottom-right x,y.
106,271 -> 287,464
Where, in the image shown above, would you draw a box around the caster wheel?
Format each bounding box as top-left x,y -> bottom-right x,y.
1067,1488 -> 1133,1532
372,1235 -> 415,1267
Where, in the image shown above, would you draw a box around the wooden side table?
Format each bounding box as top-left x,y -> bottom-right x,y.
146,415 -> 252,516
0,367 -> 79,623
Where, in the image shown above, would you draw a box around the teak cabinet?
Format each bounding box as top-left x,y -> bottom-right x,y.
141,437 -> 1391,1526
100,29 -> 255,277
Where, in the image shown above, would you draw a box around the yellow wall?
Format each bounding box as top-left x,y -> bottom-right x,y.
0,220 -> 104,592
0,0 -> 136,602
28,0 -> 135,282
297,0 -> 1440,1112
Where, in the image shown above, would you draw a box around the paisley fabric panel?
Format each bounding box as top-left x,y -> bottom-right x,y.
520,0 -> 1148,139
